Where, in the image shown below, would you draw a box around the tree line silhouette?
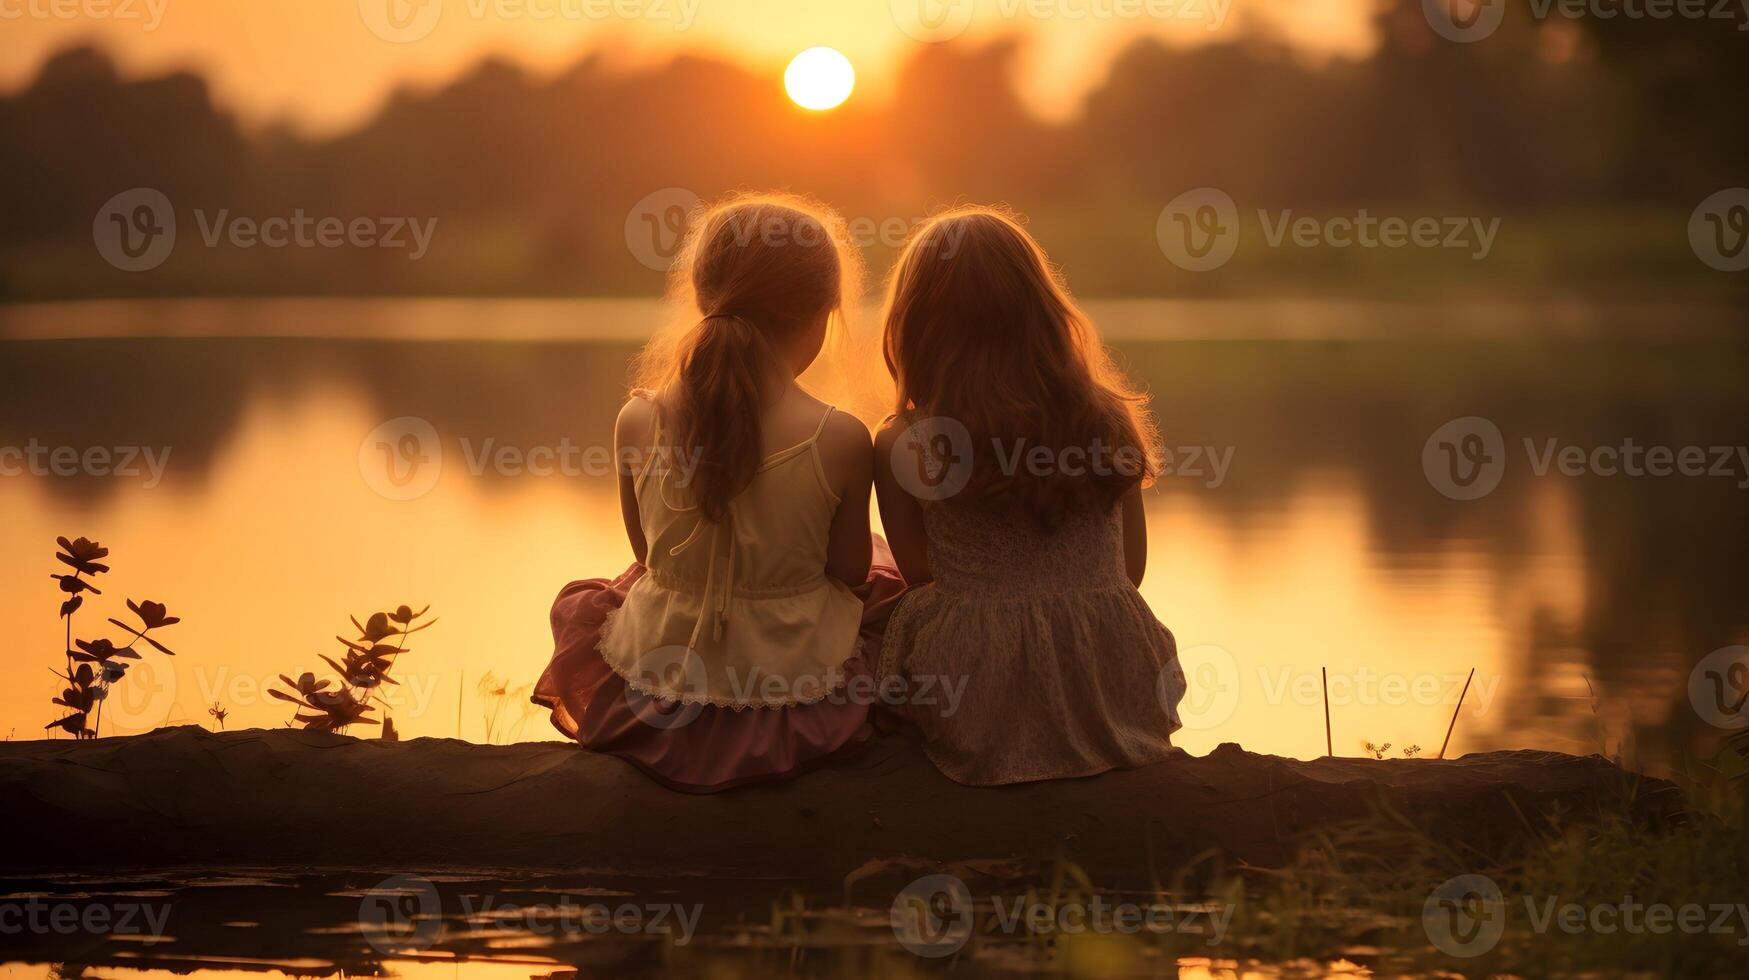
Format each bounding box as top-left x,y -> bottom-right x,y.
1,0 -> 1743,300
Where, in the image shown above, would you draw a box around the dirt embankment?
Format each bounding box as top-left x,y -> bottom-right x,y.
0,726 -> 1681,880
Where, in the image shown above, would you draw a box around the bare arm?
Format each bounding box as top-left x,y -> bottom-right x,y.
614,396 -> 653,565
819,412 -> 875,587
1121,483 -> 1148,587
873,418 -> 932,586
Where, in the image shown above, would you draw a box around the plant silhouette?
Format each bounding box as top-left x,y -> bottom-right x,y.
270,604 -> 434,734
46,536 -> 180,739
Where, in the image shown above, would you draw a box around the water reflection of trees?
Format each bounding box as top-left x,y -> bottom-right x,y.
5,336 -> 1745,768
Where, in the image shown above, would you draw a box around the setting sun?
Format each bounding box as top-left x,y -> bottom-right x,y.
784,46 -> 855,111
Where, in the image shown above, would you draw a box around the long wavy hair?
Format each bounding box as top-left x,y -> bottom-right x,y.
633,192 -> 859,521
882,207 -> 1159,526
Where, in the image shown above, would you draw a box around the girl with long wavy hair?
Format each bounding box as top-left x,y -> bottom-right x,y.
874,207 -> 1187,785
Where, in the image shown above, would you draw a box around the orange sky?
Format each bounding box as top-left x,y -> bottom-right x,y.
2,0 -> 1375,134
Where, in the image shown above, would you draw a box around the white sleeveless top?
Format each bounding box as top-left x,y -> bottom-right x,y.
598,396 -> 866,708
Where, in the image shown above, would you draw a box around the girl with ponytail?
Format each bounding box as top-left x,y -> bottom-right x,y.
534,193 -> 903,793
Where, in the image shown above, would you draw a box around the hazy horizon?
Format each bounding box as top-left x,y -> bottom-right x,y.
1,0 -> 1373,134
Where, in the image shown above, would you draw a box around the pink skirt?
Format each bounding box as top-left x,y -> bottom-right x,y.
532,541 -> 906,794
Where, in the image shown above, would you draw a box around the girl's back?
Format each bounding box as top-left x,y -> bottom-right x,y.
878,496 -> 1185,785
873,207 -> 1187,785
913,498 -> 1128,594
606,390 -> 864,704
533,193 -> 898,795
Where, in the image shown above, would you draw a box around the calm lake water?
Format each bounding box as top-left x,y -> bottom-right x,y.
3,298 -> 1749,978
3,298 -> 1747,769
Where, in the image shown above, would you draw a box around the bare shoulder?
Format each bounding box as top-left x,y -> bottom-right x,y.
615,391 -> 657,444
819,409 -> 873,463
816,408 -> 874,489
871,414 -> 907,453
821,409 -> 873,452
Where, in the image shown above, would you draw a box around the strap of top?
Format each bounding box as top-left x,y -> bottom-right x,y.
759,406 -> 834,471
663,405 -> 836,649
636,389 -> 664,445
810,405 -> 835,442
